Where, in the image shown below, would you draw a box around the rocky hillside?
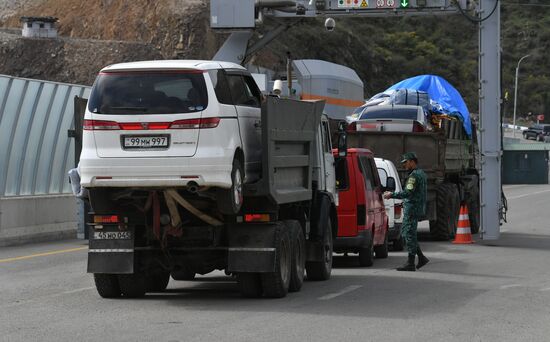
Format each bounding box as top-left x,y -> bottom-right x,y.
0,0 -> 223,85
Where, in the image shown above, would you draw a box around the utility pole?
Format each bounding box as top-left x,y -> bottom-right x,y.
478,0 -> 501,240
512,54 -> 531,138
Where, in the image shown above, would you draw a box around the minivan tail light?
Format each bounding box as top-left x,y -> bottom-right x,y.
170,118 -> 220,129
199,117 -> 221,129
347,121 -> 357,132
412,121 -> 425,132
83,119 -> 120,130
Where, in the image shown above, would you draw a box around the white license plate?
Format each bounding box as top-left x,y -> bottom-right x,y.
94,231 -> 132,240
123,136 -> 169,149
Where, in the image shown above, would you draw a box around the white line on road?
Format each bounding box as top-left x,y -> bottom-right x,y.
318,285 -> 362,300
500,284 -> 522,290
540,287 -> 550,292
506,189 -> 550,200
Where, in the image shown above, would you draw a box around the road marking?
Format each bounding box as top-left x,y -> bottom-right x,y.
500,284 -> 521,289
0,246 -> 87,264
540,287 -> 550,292
318,285 -> 362,300
507,189 -> 550,200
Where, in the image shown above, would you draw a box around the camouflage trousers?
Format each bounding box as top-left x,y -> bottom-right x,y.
401,214 -> 418,256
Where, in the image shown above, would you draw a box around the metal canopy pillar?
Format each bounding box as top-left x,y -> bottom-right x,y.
478,0 -> 501,240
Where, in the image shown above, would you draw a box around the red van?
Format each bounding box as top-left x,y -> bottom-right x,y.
333,148 -> 389,266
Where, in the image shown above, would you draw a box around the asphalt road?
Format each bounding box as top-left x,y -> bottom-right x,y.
2,184 -> 550,342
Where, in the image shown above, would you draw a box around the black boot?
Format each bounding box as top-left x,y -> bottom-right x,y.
416,247 -> 429,269
396,254 -> 416,271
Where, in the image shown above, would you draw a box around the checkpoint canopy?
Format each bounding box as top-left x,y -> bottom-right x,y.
386,75 -> 472,137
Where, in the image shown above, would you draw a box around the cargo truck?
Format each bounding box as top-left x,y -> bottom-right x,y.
81,68 -> 341,298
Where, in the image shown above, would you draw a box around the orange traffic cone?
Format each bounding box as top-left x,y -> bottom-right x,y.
453,204 -> 474,244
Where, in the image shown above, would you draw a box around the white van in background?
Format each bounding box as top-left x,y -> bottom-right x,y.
375,158 -> 404,251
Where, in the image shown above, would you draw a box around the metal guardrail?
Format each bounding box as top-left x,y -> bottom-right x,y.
0,75 -> 90,197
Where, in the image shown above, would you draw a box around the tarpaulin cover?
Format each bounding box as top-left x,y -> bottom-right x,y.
385,75 -> 471,136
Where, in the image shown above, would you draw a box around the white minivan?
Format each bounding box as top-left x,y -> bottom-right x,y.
375,158 -> 404,250
79,60 -> 263,214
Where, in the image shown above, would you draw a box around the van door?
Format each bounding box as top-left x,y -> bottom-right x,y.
335,156 -> 357,237
357,155 -> 375,235
367,157 -> 386,241
225,72 -> 262,182
321,118 -> 336,203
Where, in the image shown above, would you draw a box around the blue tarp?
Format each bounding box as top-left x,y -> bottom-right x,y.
385,75 -> 471,136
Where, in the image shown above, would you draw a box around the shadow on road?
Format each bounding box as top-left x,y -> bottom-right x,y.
479,231 -> 550,251
136,271 -> 484,319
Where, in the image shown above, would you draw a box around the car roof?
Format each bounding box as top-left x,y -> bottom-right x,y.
332,148 -> 373,156
101,60 -> 246,72
364,104 -> 421,112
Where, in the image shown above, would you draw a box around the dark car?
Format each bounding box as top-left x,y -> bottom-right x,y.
523,124 -> 550,141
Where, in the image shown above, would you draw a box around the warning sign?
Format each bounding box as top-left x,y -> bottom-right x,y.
338,0 -> 369,8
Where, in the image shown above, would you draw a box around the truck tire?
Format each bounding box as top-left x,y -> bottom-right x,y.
217,159 -> 244,215
93,274 -> 121,298
261,223 -> 292,298
146,272 -> 170,292
285,220 -> 305,292
466,182 -> 480,234
374,229 -> 389,259
358,233 -> 374,267
237,273 -> 263,298
306,217 -> 334,281
118,273 -> 147,298
429,183 -> 460,241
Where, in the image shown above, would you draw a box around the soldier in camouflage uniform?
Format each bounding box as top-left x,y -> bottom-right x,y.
384,152 -> 430,272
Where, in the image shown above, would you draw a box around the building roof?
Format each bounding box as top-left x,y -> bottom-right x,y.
20,16 -> 59,23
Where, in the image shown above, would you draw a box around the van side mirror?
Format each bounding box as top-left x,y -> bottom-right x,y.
338,121 -> 347,132
338,132 -> 347,157
385,176 -> 396,192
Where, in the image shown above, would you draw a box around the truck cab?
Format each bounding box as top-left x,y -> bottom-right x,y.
333,148 -> 388,266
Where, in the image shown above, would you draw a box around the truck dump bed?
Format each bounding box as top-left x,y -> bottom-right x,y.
244,97 -> 325,204
346,130 -> 472,183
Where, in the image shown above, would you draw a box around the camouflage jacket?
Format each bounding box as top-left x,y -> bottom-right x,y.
392,168 -> 427,219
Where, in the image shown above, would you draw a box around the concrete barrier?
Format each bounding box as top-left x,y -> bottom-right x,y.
0,195 -> 77,246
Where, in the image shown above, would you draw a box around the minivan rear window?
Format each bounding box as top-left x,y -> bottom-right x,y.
88,70 -> 208,114
360,107 -> 418,120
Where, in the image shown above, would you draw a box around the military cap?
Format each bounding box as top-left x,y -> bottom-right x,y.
400,152 -> 418,163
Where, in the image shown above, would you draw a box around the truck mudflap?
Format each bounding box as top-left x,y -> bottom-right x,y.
226,223 -> 277,273
87,223 -> 135,274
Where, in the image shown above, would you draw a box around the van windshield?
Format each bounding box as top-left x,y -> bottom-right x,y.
360,107 -> 418,120
88,70 -> 208,114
